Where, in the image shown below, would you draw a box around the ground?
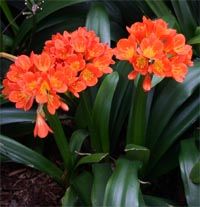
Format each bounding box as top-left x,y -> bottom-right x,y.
0,163 -> 64,207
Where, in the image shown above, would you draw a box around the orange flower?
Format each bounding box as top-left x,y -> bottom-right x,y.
31,52 -> 52,72
2,27 -> 114,138
115,16 -> 193,91
34,112 -> 53,138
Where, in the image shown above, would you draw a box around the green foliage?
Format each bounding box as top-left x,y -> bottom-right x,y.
0,134 -> 63,184
1,0 -> 200,206
179,138 -> 200,206
0,108 -> 35,125
103,158 -> 142,207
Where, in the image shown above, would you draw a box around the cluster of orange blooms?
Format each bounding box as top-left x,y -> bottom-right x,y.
115,16 -> 193,91
2,27 -> 114,138
2,17 -> 193,138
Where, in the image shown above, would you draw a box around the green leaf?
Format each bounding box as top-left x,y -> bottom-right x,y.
188,34 -> 200,45
14,0 -> 87,48
86,2 -> 110,45
76,153 -> 108,168
2,34 -> 13,49
45,110 -> 72,170
143,195 -> 174,206
147,62 -> 200,150
0,0 -> 19,34
91,163 -> 112,206
144,0 -> 172,17
151,76 -> 163,88
144,1 -> 180,30
61,187 -> 78,207
171,0 -> 197,39
0,108 -> 35,125
189,161 -> 200,184
179,138 -> 200,206
71,171 -> 93,206
127,76 -> 147,146
69,129 -> 88,166
103,158 -> 142,207
91,72 -> 119,152
0,134 -> 63,184
125,144 -> 150,164
110,61 -> 133,151
149,91 -> 200,170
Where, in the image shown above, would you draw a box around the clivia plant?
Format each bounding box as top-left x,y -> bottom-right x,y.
1,1 -> 200,206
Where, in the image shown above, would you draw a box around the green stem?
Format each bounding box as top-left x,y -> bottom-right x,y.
45,109 -> 72,170
126,76 -> 147,146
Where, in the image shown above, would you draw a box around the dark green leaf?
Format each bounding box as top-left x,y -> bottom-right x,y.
144,195 -> 174,206
45,110 -> 72,170
179,138 -> 200,206
86,2 -> 110,45
0,134 -> 63,184
76,153 -> 108,168
91,163 -> 112,206
103,158 -> 142,207
171,0 -> 197,39
71,171 -> 93,206
110,61 -> 133,151
14,0 -> 87,47
69,129 -> 88,165
0,0 -> 19,34
149,92 -> 200,170
144,0 -> 172,17
147,62 -> 200,150
0,108 -> 35,125
61,187 -> 78,207
189,161 -> 200,184
91,72 -> 119,152
125,144 -> 150,164
188,34 -> 200,45
127,76 -> 147,146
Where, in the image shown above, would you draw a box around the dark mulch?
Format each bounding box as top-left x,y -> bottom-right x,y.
0,163 -> 64,207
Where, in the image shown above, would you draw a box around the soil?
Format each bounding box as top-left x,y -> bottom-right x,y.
0,163 -> 64,207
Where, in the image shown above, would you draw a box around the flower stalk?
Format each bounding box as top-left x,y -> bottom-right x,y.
0,52 -> 16,61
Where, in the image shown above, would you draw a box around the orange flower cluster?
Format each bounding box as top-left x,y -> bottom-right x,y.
2,27 -> 114,138
115,16 -> 193,91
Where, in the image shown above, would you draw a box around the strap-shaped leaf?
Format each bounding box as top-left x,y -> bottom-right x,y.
179,138 -> 200,206
61,187 -> 78,207
0,108 -> 35,125
103,158 -> 142,207
110,61 -> 133,151
71,171 -> 93,206
86,2 -> 110,45
149,93 -> 200,170
143,195 -> 174,206
69,129 -> 88,166
45,110 -> 72,170
91,72 -> 119,152
0,134 -> 63,184
91,163 -> 112,206
189,161 -> 200,184
147,62 -> 200,149
171,0 -> 197,39
125,144 -> 150,164
127,76 -> 147,146
76,153 -> 108,168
